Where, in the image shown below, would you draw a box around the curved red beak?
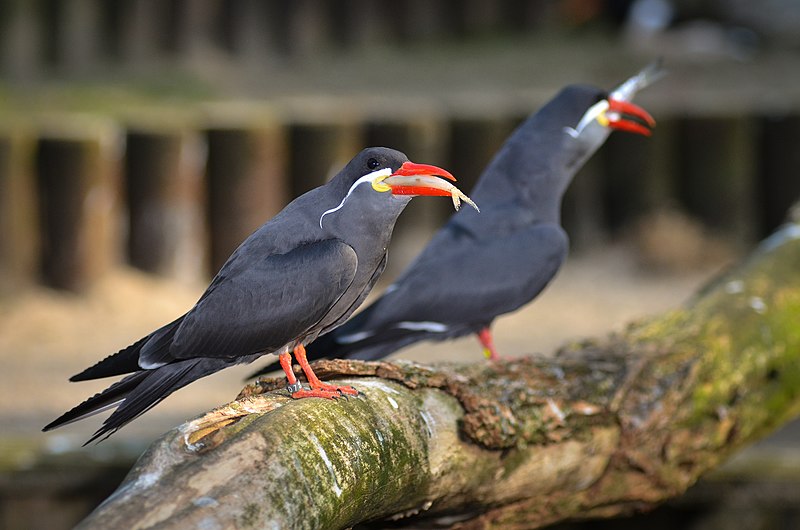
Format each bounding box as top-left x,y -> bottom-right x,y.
607,98 -> 656,136
385,161 -> 457,197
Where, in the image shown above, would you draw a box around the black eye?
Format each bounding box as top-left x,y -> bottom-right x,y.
367,157 -> 380,170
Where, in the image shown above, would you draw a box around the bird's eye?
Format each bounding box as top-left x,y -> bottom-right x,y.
367,158 -> 380,170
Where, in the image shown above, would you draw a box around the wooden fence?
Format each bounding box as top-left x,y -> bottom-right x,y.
1,105 -> 799,293
0,0 -> 570,79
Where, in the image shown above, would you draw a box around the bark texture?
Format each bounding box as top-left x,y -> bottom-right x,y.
78,220 -> 800,530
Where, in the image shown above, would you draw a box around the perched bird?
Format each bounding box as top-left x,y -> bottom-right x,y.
250,63 -> 661,373
44,147 -> 473,443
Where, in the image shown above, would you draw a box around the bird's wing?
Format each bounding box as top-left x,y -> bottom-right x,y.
138,239 -> 358,366
339,222 -> 568,337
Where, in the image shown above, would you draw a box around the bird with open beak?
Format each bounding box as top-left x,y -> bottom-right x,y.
43,147 -> 475,443
249,62 -> 661,371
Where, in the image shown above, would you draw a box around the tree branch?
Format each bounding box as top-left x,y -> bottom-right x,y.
78,220 -> 800,530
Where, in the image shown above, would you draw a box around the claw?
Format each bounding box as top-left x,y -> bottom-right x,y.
290,344 -> 360,398
290,388 -> 340,399
312,382 -> 359,396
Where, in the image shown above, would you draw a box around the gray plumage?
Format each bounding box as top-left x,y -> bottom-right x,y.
252,66 -> 660,372
44,147 -> 420,443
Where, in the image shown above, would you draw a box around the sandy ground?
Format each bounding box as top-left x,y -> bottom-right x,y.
0,243 -> 723,449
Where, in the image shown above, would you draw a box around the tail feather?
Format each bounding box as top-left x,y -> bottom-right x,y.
85,360 -> 202,444
43,371 -> 150,431
45,358 -> 221,445
70,318 -> 182,382
69,336 -> 150,382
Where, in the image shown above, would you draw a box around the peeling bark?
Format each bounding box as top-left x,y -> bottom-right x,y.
78,221 -> 800,530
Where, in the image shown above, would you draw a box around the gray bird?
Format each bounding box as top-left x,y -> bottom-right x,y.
250,63 -> 661,372
43,147 -> 471,443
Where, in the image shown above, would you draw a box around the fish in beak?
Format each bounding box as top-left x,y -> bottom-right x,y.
604,98 -> 656,136
379,161 -> 480,212
603,59 -> 664,136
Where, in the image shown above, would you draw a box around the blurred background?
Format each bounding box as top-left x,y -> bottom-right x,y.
1,0 -> 800,528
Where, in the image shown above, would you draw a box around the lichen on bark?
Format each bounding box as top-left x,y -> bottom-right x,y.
77,222 -> 800,530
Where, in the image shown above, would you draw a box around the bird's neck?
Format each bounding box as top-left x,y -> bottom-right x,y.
318,192 -> 409,257
471,148 -> 576,226
470,108 -> 606,225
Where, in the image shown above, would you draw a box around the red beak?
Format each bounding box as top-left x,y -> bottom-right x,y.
385,161 -> 457,197
391,161 -> 455,181
607,98 -> 656,137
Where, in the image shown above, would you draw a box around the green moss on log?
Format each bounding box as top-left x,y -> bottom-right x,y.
78,223 -> 800,530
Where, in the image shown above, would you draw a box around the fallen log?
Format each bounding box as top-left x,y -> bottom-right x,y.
78,217 -> 800,530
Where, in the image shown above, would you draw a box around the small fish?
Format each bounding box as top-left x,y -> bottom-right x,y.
382,174 -> 480,212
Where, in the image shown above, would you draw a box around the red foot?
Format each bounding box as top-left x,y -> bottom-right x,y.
477,327 -> 501,361
311,382 -> 359,396
291,343 -> 360,397
290,388 -> 341,399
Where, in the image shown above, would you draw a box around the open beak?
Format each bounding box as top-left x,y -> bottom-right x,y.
606,98 -> 656,137
380,161 -> 479,211
383,161 -> 457,197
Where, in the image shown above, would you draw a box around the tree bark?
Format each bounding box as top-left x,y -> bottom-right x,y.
78,218 -> 800,530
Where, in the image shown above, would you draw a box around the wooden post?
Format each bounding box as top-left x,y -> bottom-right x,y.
100,0 -> 158,64
0,132 -> 38,293
163,0 -> 218,60
205,112 -> 289,274
505,0 -> 555,31
601,117 -> 678,231
366,110 -> 448,275
217,0 -> 270,64
677,115 -> 758,245
451,0 -> 505,36
329,0 -> 391,48
0,0 -> 41,80
562,155 -> 607,253
758,114 -> 800,236
287,115 -> 362,196
270,0 -> 331,58
34,123 -> 120,292
40,0 -> 99,71
124,127 -> 205,280
446,113 -> 516,200
390,0 -> 450,42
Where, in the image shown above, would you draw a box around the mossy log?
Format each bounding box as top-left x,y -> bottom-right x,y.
78,220 -> 800,530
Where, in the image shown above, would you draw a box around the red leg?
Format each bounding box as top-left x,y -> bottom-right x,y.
280,348 -> 338,399
295,344 -> 359,397
279,352 -> 305,394
477,327 -> 500,361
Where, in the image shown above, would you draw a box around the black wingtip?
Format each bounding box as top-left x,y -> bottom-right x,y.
83,428 -> 117,446
43,371 -> 150,435
43,404 -> 91,433
69,334 -> 154,382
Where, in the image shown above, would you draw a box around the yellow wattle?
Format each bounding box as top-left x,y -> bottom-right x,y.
372,175 -> 391,193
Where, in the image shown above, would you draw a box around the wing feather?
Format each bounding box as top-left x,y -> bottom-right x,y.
354,222 -> 567,330
139,239 -> 358,366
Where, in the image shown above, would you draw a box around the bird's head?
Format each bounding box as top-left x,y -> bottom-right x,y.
320,147 -> 472,229
549,62 -> 662,175
564,92 -> 655,140
561,61 -> 662,146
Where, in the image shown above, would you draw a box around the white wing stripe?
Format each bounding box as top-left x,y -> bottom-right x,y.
336,330 -> 376,344
395,321 -> 449,333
